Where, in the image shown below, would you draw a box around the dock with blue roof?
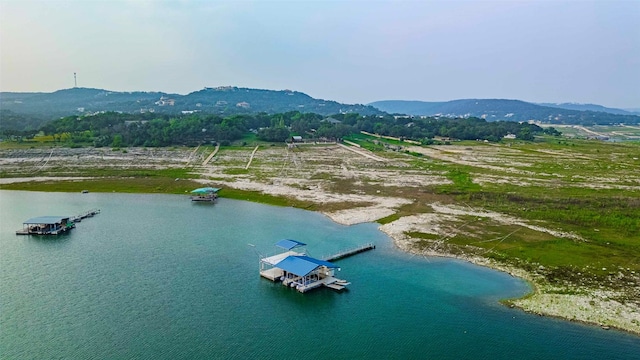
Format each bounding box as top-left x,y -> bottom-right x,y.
190,187 -> 220,202
259,239 -> 373,293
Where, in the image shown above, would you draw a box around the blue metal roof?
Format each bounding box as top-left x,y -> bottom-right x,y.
275,239 -> 306,250
296,255 -> 338,269
275,255 -> 338,277
24,216 -> 70,225
191,187 -> 221,194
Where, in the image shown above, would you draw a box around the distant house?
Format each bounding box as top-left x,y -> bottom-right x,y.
291,136 -> 303,143
236,101 -> 250,108
504,134 -> 517,139
155,96 -> 175,106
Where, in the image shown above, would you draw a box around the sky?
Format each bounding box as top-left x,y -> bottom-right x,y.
1,0 -> 639,109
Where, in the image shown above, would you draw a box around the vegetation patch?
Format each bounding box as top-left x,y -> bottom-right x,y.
223,168 -> 249,175
0,177 -> 202,194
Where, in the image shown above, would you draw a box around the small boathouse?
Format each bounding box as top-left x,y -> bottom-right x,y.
16,216 -> 75,235
260,239 -> 351,293
190,187 -> 221,202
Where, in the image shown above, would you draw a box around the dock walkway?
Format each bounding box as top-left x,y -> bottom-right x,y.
71,208 -> 100,223
323,243 -> 375,262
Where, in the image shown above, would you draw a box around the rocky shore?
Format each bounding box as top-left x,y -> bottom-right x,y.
322,203 -> 640,335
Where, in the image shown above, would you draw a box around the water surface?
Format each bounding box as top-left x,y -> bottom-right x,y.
1,190 -> 638,359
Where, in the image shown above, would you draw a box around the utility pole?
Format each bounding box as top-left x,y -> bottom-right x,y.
74,72 -> 77,88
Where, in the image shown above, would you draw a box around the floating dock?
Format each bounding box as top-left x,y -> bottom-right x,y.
17,209 -> 100,235
16,216 -> 75,235
190,187 -> 220,202
259,240 -> 374,293
70,208 -> 100,223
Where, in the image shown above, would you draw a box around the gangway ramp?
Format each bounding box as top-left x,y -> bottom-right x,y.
323,243 -> 375,262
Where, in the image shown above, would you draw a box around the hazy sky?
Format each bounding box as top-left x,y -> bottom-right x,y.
1,0 -> 638,108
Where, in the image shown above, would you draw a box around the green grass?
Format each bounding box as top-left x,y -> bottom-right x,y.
377,213 -> 402,225
441,169 -> 482,193
219,187 -> 315,208
0,167 -> 194,179
383,138 -> 640,286
467,189 -> 640,238
0,177 -> 203,194
223,168 -> 249,175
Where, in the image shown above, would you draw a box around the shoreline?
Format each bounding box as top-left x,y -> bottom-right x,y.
2,178 -> 638,336
323,207 -> 640,336
1,144 -> 638,336
376,224 -> 640,336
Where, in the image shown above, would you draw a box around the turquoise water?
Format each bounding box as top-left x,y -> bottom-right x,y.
1,190 -> 639,359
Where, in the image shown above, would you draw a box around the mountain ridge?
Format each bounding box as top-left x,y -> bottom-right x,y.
2,87 -> 639,127
536,102 -> 639,116
0,86 -> 383,121
368,99 -> 640,125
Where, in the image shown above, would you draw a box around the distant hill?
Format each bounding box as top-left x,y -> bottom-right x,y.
537,102 -> 640,116
369,99 -> 640,125
0,88 -> 170,121
0,86 -> 384,125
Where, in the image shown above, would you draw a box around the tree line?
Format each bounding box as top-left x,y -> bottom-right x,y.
3,111 -> 559,147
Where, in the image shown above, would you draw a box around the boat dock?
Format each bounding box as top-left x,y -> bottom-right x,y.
282,274 -> 351,292
323,243 -> 376,262
70,208 -> 100,223
17,209 -> 100,235
16,216 -> 75,235
190,187 -> 221,202
259,240 -> 374,293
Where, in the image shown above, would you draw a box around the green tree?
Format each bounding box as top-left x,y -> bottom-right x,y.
111,134 -> 123,148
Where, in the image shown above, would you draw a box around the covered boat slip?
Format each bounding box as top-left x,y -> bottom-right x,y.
190,187 -> 221,202
259,239 -> 350,293
259,250 -> 303,281
259,240 -> 308,280
16,216 -> 75,235
278,255 -> 347,292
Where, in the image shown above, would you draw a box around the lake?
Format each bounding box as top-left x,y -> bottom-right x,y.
1,190 -> 638,359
